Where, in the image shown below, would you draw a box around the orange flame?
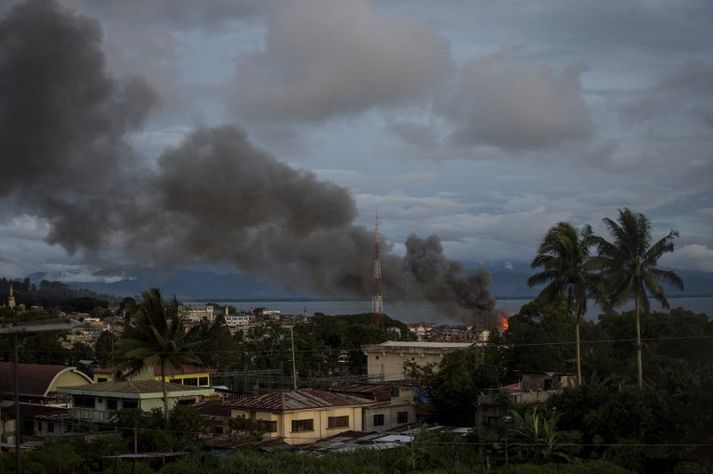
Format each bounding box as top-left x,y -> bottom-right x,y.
499,313 -> 509,332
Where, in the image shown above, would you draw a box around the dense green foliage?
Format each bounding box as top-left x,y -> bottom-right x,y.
528,222 -> 598,385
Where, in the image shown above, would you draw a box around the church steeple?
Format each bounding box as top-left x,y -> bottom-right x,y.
8,284 -> 16,310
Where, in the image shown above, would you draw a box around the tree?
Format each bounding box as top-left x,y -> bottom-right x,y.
528,222 -> 597,385
114,289 -> 202,424
591,208 -> 683,386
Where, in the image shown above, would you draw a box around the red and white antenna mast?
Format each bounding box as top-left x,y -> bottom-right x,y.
371,212 -> 383,315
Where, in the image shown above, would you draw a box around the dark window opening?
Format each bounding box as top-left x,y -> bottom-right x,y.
327,416 -> 349,429
199,377 -> 209,386
373,414 -> 385,426
291,419 -> 314,432
122,400 -> 138,409
107,399 -> 118,410
257,420 -> 278,432
183,378 -> 198,386
74,396 -> 94,408
47,422 -> 54,433
397,411 -> 408,424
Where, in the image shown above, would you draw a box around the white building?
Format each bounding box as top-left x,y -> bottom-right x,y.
362,341 -> 473,382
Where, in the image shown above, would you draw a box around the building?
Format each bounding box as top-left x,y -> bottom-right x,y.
59,380 -> 216,424
330,383 -> 417,432
362,341 -> 473,382
7,284 -> 16,310
225,314 -> 252,330
0,362 -> 93,405
181,305 -> 215,325
475,372 -> 576,432
92,365 -> 214,387
227,389 -> 373,445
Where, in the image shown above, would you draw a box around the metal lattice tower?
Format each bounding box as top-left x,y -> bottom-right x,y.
371,212 -> 383,315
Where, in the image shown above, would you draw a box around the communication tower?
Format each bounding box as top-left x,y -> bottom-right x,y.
371,213 -> 383,315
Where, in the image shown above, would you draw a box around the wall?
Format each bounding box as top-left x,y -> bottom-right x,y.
232,406 -> 364,445
365,352 -> 445,382
363,404 -> 415,432
51,370 -> 93,391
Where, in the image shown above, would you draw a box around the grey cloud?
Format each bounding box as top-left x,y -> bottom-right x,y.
439,56 -> 593,150
232,0 -> 453,122
0,0 -> 500,326
624,60 -> 713,128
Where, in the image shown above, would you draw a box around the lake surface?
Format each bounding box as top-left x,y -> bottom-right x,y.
186,296 -> 713,325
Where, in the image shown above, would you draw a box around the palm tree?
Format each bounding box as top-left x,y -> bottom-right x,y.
528,222 -> 597,386
114,288 -> 202,424
591,208 -> 683,387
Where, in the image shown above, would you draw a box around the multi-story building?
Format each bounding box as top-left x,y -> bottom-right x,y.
92,365 -> 214,387
59,380 -> 216,424
362,341 -> 473,382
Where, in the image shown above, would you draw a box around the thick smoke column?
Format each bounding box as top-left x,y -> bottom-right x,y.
0,0 -> 499,327
0,0 -> 155,254
403,235 -> 499,326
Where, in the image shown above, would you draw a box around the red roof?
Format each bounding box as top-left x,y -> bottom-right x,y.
227,389 -> 373,412
0,362 -> 91,397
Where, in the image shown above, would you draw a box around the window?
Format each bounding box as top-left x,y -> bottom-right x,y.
199,377 -> 209,386
107,399 -> 118,410
122,400 -> 138,409
177,398 -> 194,405
96,377 -> 107,382
327,416 -> 349,429
74,396 -> 94,408
47,422 -> 54,433
257,420 -> 278,433
291,419 -> 314,432
183,377 -> 198,386
397,411 -> 408,424
375,356 -> 379,360
373,414 -> 385,426
170,379 -> 181,384
390,388 -> 400,398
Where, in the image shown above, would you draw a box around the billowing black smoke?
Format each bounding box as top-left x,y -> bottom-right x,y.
0,0 -> 499,327
404,235 -> 499,326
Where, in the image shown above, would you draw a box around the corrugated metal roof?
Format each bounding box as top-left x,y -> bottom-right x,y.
59,380 -> 210,394
331,383 -> 390,393
227,389 -> 372,411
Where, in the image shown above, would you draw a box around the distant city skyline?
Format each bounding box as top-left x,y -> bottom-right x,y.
0,0 -> 711,286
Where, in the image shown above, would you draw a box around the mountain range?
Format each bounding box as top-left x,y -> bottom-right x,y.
25,262 -> 712,301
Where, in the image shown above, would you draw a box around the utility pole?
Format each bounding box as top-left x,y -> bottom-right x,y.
290,326 -> 297,390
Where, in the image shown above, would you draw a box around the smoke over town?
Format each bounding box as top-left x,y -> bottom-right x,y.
0,0 -> 498,326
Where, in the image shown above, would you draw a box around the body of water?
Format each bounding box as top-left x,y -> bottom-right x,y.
187,296 -> 713,325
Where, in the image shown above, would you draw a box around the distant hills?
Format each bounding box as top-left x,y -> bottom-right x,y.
28,261 -> 712,301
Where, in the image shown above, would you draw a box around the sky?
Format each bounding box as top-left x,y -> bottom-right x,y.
0,0 -> 712,287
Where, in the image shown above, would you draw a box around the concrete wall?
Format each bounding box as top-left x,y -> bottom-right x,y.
51,370 -> 93,391
232,406 -> 364,445
365,352 -> 444,382
363,405 -> 415,432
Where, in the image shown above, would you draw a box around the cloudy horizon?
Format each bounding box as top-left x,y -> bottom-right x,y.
0,0 -> 711,286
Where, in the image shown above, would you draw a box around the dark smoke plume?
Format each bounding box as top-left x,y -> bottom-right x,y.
0,0 -> 499,327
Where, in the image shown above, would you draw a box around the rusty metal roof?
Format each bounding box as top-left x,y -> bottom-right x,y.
227,389 -> 372,412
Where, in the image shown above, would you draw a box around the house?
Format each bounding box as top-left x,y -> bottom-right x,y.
330,383 -> 417,432
226,389 -> 373,445
362,341 -> 473,382
475,372 -> 576,432
58,380 -> 216,425
92,365 -> 214,387
1,403 -> 73,441
0,362 -> 94,405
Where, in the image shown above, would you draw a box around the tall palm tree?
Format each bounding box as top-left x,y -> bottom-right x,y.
528,222 -> 597,385
591,208 -> 683,387
114,288 -> 202,424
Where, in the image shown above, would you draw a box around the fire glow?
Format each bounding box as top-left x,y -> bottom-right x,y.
499,313 -> 510,332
